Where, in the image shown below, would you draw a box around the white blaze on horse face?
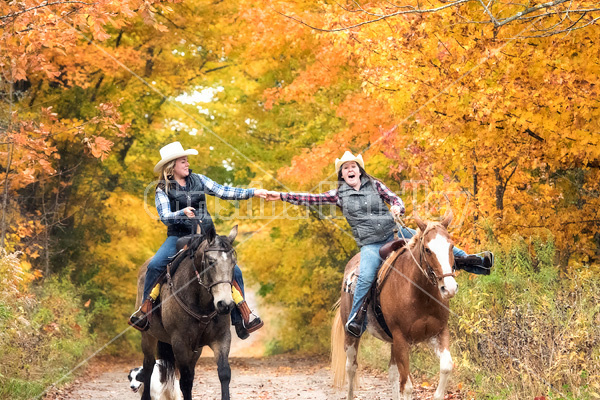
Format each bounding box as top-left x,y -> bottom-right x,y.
428,233 -> 458,298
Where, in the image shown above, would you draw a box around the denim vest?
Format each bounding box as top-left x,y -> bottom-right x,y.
339,176 -> 396,247
163,173 -> 215,237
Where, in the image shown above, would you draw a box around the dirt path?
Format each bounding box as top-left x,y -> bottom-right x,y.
43,354 -> 463,400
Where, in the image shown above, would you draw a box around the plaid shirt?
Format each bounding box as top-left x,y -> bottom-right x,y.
281,180 -> 405,212
155,174 -> 255,226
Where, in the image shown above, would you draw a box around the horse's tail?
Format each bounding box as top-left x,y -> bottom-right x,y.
157,341 -> 176,383
331,305 -> 347,388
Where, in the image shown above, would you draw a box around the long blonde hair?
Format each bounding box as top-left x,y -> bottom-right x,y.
156,159 -> 177,194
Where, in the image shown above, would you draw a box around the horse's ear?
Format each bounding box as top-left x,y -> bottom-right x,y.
413,212 -> 428,232
440,208 -> 453,228
227,225 -> 238,244
206,226 -> 217,243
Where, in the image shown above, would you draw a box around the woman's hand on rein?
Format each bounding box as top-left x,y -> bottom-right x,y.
391,205 -> 405,218
182,206 -> 196,218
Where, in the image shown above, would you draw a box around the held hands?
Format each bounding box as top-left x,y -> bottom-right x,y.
254,189 -> 268,199
266,191 -> 280,201
252,189 -> 281,201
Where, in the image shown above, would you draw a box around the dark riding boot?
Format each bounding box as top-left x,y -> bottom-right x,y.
128,298 -> 153,332
346,297 -> 369,338
455,251 -> 494,275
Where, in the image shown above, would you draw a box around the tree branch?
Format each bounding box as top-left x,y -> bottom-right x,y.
494,0 -> 570,27
274,0 -> 471,33
276,0 -> 598,37
0,1 -> 96,21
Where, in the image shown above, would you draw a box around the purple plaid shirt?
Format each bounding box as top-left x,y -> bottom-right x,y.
281,180 -> 405,212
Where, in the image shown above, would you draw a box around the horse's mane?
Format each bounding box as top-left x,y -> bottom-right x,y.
398,221 -> 446,256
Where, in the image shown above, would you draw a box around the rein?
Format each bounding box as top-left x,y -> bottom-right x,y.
395,217 -> 455,286
166,236 -> 234,324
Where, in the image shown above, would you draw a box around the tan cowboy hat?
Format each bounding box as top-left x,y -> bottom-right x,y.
335,151 -> 365,174
153,141 -> 198,173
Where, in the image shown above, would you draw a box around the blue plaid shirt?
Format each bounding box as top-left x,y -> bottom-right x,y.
155,174 -> 255,226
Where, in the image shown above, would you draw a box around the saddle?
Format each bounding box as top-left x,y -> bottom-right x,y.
151,234 -> 206,305
343,240 -> 408,338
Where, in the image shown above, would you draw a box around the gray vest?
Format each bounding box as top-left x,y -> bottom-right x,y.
338,176 -> 396,247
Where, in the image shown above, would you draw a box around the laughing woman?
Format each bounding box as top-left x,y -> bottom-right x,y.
266,151 -> 493,338
129,142 -> 265,339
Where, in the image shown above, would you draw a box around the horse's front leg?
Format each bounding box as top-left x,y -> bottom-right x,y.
173,340 -> 201,400
141,334 -> 157,400
210,334 -> 232,400
431,328 -> 453,400
390,336 -> 412,400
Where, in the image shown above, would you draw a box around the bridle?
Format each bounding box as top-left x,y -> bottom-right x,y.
193,241 -> 235,292
166,234 -> 235,323
397,217 -> 456,286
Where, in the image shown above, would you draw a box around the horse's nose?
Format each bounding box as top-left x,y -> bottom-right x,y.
216,300 -> 234,315
440,284 -> 458,299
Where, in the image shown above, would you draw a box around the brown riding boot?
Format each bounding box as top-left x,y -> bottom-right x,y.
128,298 -> 153,332
232,280 -> 264,334
237,300 -> 264,333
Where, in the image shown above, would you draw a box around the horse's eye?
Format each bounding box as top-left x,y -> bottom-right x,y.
425,248 -> 431,254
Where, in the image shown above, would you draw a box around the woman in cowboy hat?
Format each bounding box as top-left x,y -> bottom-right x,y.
129,141 -> 266,339
266,151 -> 493,338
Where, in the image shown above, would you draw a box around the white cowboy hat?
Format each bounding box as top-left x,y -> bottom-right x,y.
335,151 -> 365,174
153,141 -> 198,173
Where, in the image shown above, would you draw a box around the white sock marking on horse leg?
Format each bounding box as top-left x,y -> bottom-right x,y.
434,349 -> 453,400
429,234 -> 458,296
389,363 -> 400,400
403,375 -> 413,400
346,346 -> 357,400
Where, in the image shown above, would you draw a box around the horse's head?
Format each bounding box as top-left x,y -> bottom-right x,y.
194,225 -> 238,314
413,211 -> 458,300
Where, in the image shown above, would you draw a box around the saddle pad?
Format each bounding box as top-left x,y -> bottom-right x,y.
376,249 -> 401,290
343,268 -> 359,294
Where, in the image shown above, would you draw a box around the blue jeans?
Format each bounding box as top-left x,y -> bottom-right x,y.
143,236 -> 245,325
347,227 -> 468,330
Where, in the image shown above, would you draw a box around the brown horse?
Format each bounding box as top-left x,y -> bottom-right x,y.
134,226 -> 238,400
331,213 -> 458,400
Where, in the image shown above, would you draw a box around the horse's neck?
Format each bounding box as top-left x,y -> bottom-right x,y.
173,261 -> 213,306
395,243 -> 434,291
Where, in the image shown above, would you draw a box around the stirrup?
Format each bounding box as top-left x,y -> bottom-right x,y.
127,303 -> 150,332
128,307 -> 149,332
243,312 -> 264,333
345,319 -> 363,338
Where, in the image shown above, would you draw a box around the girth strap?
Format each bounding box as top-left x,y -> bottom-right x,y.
371,285 -> 393,338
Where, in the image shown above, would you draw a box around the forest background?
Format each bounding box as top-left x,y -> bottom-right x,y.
0,0 -> 599,399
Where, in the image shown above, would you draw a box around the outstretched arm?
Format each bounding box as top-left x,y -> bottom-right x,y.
270,189 -> 340,206
197,174 -> 263,200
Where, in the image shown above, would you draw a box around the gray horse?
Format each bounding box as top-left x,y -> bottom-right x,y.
134,226 -> 238,400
